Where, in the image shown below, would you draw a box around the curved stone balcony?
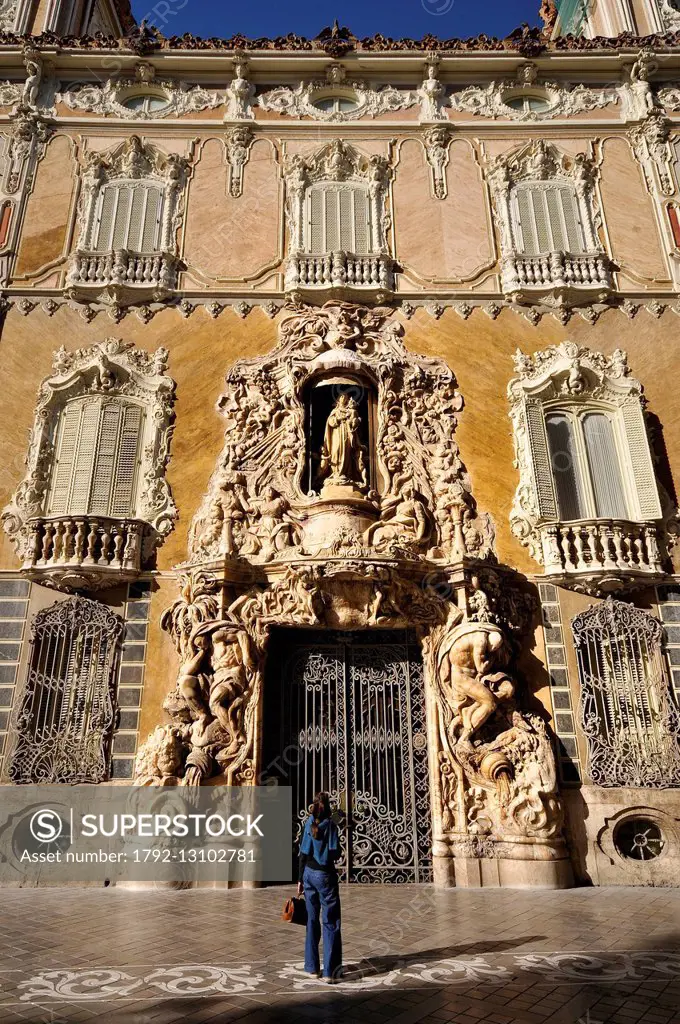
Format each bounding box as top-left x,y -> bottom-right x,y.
285,251 -> 395,301
538,518 -> 664,593
501,250 -> 614,307
23,515 -> 145,591
66,249 -> 180,303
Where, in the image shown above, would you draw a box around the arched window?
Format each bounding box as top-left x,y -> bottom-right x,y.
8,597 -> 123,784
306,181 -> 371,255
68,136 -> 188,300
91,179 -> 165,254
283,140 -> 394,298
509,343 -> 665,589
2,340 -> 176,590
488,140 -> 612,305
572,599 -> 680,789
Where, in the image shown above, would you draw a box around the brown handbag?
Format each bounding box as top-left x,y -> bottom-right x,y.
281,895 -> 308,925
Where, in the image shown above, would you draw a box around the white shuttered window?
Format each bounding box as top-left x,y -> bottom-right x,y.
512,183 -> 586,256
47,398 -> 144,518
306,183 -> 371,254
92,180 -> 164,253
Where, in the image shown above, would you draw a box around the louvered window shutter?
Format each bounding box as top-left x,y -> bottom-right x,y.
515,184 -> 585,255
582,413 -> 628,519
94,181 -> 164,252
47,399 -> 143,518
524,403 -> 558,519
110,405 -> 143,516
307,183 -> 370,255
93,186 -> 118,252
545,412 -> 585,521
558,186 -> 584,252
65,401 -> 100,515
620,402 -> 662,520
309,187 -> 324,252
324,186 -> 341,251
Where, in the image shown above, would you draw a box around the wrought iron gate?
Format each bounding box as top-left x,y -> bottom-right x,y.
263,630 -> 432,883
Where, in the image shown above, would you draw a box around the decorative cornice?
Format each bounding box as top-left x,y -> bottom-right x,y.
6,26 -> 680,55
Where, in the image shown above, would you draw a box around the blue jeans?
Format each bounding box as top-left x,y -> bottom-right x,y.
302,867 -> 342,979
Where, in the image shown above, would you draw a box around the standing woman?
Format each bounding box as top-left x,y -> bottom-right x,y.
297,791 -> 343,982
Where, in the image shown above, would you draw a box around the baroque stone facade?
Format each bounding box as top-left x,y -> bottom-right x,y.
1,0 -> 680,890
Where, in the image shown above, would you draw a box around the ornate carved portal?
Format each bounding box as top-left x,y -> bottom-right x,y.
137,302 -> 571,887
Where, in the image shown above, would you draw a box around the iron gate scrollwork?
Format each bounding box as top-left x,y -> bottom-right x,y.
264,629 -> 433,883
8,596 -> 124,784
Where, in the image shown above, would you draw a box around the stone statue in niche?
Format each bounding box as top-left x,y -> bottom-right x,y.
318,393 -> 368,492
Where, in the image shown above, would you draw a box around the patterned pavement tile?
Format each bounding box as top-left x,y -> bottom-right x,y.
0,886 -> 679,1023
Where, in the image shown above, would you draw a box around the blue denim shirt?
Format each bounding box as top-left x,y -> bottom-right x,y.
299,816 -> 340,873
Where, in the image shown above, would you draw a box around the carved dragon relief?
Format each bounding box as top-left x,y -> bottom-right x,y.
136,302 -> 566,868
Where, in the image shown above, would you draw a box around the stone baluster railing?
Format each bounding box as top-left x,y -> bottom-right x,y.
285,251 -> 394,294
540,519 -> 664,580
67,250 -> 179,294
502,250 -> 613,301
24,515 -> 145,585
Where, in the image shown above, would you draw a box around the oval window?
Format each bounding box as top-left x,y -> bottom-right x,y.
614,818 -> 665,861
122,94 -> 170,115
504,95 -> 551,114
313,95 -> 360,114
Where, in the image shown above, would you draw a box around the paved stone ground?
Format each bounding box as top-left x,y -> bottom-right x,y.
0,886 -> 678,1024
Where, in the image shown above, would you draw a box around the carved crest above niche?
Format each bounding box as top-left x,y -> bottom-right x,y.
188,301 -> 495,571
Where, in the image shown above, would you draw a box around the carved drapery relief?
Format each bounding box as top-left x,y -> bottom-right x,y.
60,62 -> 222,119
0,110 -> 52,285
423,126 -> 451,199
2,338 -> 177,573
629,109 -> 675,196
